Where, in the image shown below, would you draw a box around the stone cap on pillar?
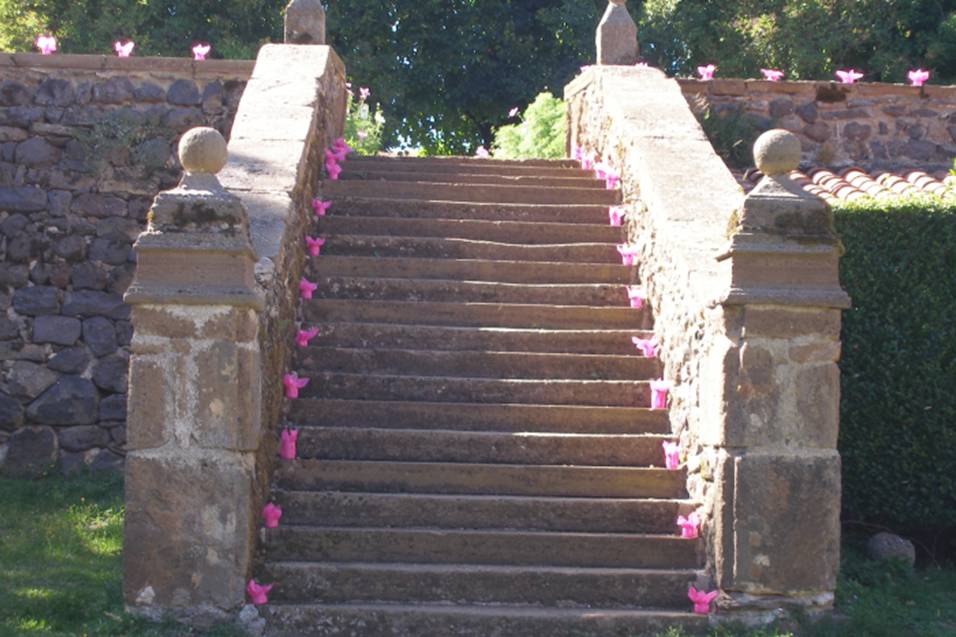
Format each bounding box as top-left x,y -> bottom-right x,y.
597,0 -> 639,65
125,127 -> 265,310
285,0 -> 327,45
715,129 -> 851,309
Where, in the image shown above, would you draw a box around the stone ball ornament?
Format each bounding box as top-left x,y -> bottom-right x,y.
753,129 -> 801,176
178,126 -> 228,175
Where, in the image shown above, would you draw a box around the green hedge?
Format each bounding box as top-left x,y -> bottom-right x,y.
834,196 -> 956,533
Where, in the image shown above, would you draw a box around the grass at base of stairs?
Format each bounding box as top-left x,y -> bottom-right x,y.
1,472 -> 953,637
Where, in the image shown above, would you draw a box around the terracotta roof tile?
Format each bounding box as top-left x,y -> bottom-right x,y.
737,167 -> 956,203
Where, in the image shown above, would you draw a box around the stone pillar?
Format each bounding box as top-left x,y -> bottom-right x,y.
707,130 -> 850,614
122,127 -> 265,622
284,0 -> 326,45
596,0 -> 639,65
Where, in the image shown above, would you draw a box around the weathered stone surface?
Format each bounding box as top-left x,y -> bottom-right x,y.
62,290 -> 129,319
0,126 -> 27,142
9,361 -> 59,399
167,80 -> 201,106
90,236 -> 132,265
0,186 -> 47,211
100,394 -> 128,421
71,262 -> 108,290
866,532 -> 916,569
0,80 -> 33,106
33,315 -> 82,346
843,122 -> 872,141
53,235 -> 87,261
768,98 -> 794,119
1,426 -> 58,478
284,0 -> 327,44
0,392 -> 24,430
93,354 -> 129,393
12,286 -> 59,316
124,454 -> 255,610
131,137 -> 170,170
803,122 -> 830,143
596,1 -> 638,65
35,78 -> 76,107
92,78 -> 135,104
71,193 -> 127,218
59,425 -> 111,452
48,347 -> 92,374
0,213 -> 28,236
0,318 -> 19,340
134,82 -> 166,102
15,137 -> 60,166
26,376 -> 99,426
162,107 -> 205,132
83,317 -> 119,357
87,448 -> 124,472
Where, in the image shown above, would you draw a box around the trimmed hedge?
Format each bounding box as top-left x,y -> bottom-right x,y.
834,196 -> 956,533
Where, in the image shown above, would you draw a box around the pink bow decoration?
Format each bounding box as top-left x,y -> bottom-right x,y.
627,286 -> 646,310
605,173 -> 621,190
114,40 -> 135,57
697,64 -> 716,80
594,162 -> 608,181
36,35 -> 57,55
617,244 -> 638,266
325,158 -> 342,180
608,207 -> 625,227
305,236 -> 327,257
283,373 -> 309,399
761,68 -> 784,81
836,69 -> 864,84
581,152 -> 596,171
688,586 -> 718,615
632,336 -> 658,358
475,146 -> 490,158
509,106 -> 520,118
192,44 -> 211,60
280,428 -> 299,460
246,579 -> 274,606
908,69 -> 930,87
572,146 -> 584,163
662,440 -> 680,470
312,199 -> 332,217
299,278 -> 318,300
262,503 -> 283,529
296,327 -> 320,348
333,137 -> 353,155
677,511 -> 701,539
651,379 -> 670,411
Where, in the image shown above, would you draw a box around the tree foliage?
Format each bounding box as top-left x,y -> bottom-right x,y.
492,92 -> 566,159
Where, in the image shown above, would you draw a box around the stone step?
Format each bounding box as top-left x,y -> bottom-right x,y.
344,156 -> 581,171
324,197 -> 611,224
316,235 -> 619,263
339,170 -> 605,189
298,348 -> 659,381
260,603 -> 708,637
321,180 -> 621,205
273,491 -> 687,534
303,300 -> 651,330
276,460 -> 685,498
316,216 -> 621,244
310,277 -> 628,306
263,527 -> 699,569
262,562 -> 699,608
310,255 -> 635,285
287,400 -> 670,434
294,428 -> 671,466
310,323 -> 652,355
297,373 -> 653,407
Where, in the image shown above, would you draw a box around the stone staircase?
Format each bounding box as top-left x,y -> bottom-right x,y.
258,156 -> 707,636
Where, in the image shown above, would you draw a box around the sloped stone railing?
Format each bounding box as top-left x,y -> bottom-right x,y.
122,44 -> 345,622
566,66 -> 850,620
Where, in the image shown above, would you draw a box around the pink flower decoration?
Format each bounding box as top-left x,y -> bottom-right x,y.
677,511 -> 701,539
688,586 -> 718,615
697,64 -> 716,80
357,130 -> 368,140
594,162 -> 609,181
761,69 -> 784,81
114,40 -> 135,58
246,579 -> 274,606
836,69 -> 864,84
908,69 -> 930,87
626,286 -> 645,310
605,173 -> 621,190
662,441 -> 680,470
325,160 -> 342,180
581,152 -> 596,171
475,146 -> 490,158
296,327 -> 320,348
572,146 -> 584,162
192,44 -> 211,60
632,336 -> 658,358
283,373 -> 309,399
305,236 -> 327,257
35,35 -> 57,55
333,137 -> 352,153
280,428 -> 299,460
608,207 -> 625,227
651,380 -> 671,411
509,106 -> 520,118
359,87 -> 371,100
262,503 -> 283,529
299,278 -> 318,300
312,199 -> 332,217
617,244 -> 638,266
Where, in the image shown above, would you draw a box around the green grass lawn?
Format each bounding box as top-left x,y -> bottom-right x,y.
0,473 -> 953,637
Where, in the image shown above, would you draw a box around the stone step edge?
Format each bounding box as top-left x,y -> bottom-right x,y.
263,560 -> 703,577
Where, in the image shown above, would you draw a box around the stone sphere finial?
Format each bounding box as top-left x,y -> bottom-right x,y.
178,127 -> 228,175
753,129 -> 801,176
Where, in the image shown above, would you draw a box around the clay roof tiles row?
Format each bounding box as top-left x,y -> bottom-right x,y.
740,167 -> 956,203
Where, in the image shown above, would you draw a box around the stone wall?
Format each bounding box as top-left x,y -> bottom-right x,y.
567,66 -> 849,621
680,78 -> 956,170
0,54 -> 254,477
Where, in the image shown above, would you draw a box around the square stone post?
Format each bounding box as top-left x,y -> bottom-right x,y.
597,0 -> 639,65
705,131 -> 851,613
284,0 -> 326,45
122,128 -> 265,622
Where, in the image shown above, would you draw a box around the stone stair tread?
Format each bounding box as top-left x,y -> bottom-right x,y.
327,197 -> 611,223
343,156 -> 581,169
277,460 -> 685,498
288,399 -> 669,434
317,235 -> 620,262
322,179 -> 622,205
316,216 -> 623,243
338,170 -> 606,188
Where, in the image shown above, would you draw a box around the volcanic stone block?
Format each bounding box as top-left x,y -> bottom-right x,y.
8,361 -> 59,399
2,426 -> 58,478
83,317 -> 118,357
33,315 -> 82,346
26,376 -> 99,426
